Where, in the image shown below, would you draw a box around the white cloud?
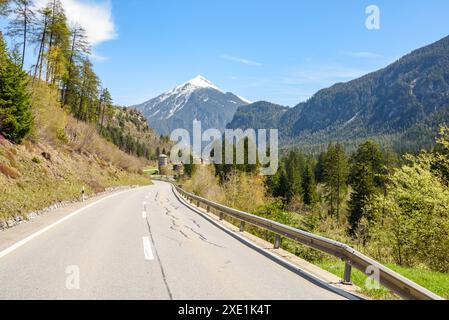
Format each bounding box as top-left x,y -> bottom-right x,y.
34,0 -> 116,46
221,54 -> 263,66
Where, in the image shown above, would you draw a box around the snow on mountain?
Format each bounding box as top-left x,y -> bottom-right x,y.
132,76 -> 250,136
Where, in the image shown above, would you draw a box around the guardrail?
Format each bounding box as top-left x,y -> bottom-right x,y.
152,177 -> 443,300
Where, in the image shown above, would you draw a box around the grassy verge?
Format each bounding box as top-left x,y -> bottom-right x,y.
316,258 -> 449,300
316,258 -> 395,299
386,263 -> 449,299
0,140 -> 150,222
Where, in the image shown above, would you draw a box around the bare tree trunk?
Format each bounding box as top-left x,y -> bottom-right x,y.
33,16 -> 48,84
21,4 -> 27,68
46,0 -> 56,83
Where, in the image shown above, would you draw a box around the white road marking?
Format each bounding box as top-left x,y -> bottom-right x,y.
142,237 -> 154,260
0,189 -> 137,260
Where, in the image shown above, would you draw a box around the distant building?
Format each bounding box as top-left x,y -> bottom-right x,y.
158,154 -> 169,173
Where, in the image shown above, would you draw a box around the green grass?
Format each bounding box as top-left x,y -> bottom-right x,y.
316,258 -> 395,299
315,257 -> 448,300
386,264 -> 449,299
143,167 -> 159,174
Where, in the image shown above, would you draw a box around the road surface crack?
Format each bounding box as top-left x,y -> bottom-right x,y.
191,219 -> 201,228
185,226 -> 224,248
145,218 -> 174,300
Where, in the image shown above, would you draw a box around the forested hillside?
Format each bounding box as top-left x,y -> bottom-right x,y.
228,35 -> 449,153
226,101 -> 289,130
0,0 -> 167,159
101,107 -> 171,160
0,0 -> 165,224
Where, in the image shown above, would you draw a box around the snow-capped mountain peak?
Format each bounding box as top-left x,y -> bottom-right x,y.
133,76 -> 251,136
185,75 -> 222,92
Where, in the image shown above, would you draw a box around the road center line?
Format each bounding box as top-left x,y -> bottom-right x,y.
143,236 -> 154,260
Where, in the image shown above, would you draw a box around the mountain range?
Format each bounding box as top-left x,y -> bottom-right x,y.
134,35 -> 449,153
228,35 -> 449,152
133,76 -> 250,136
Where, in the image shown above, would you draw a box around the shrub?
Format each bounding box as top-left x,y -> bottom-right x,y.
32,157 -> 41,164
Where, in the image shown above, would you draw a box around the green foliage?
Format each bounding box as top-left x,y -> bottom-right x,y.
31,156 -> 41,164
322,143 -> 348,218
284,151 -> 303,201
302,163 -> 317,206
56,127 -> 68,143
347,141 -> 385,236
367,127 -> 449,272
0,33 -> 33,143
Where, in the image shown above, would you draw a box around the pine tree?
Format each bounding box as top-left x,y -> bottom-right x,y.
348,140 -> 384,236
323,143 -> 348,219
0,33 -> 33,143
285,151 -> 303,202
315,151 -> 326,183
302,163 -> 317,206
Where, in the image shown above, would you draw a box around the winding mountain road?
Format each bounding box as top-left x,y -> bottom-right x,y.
0,181 -> 351,300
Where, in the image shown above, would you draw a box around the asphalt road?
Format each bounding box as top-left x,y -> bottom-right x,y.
0,181 -> 349,300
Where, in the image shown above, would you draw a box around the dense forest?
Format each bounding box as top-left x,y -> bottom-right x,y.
182,129 -> 449,279
0,0 -> 168,159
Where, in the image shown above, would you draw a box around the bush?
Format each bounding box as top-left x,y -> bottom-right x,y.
367,127 -> 449,272
32,157 -> 41,164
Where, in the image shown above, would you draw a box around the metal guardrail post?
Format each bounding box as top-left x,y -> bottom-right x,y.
343,260 -> 352,284
240,221 -> 245,232
274,235 -> 281,249
219,212 -> 225,220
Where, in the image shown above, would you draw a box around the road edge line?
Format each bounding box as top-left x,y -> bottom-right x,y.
0,188 -> 142,260
169,183 -> 363,301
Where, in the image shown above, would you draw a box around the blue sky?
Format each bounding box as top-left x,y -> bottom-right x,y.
5,0 -> 449,107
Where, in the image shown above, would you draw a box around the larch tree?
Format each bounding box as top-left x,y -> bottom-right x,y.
6,0 -> 36,68
32,7 -> 51,81
98,88 -> 113,131
62,24 -> 90,105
